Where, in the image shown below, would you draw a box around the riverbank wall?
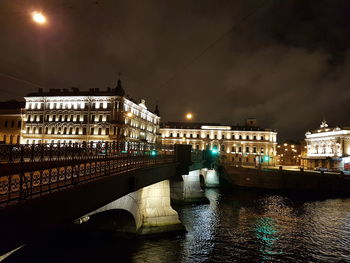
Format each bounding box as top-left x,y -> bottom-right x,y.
221,165 -> 350,195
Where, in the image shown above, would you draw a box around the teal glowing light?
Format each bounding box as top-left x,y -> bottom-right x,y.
263,155 -> 270,162
151,150 -> 157,156
211,148 -> 218,155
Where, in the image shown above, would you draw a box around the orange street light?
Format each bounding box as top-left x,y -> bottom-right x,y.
32,11 -> 47,24
185,113 -> 193,120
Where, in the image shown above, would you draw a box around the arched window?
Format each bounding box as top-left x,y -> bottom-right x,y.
220,145 -> 225,151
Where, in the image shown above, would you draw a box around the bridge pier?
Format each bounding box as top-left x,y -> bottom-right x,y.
201,168 -> 220,188
170,170 -> 209,203
78,180 -> 185,235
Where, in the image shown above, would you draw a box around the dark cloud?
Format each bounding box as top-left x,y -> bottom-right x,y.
1,0 -> 350,140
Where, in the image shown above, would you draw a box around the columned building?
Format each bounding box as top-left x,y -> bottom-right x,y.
21,80 -> 160,144
303,120 -> 350,170
160,120 -> 277,166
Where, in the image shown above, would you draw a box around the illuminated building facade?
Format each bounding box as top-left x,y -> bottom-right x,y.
0,100 -> 24,144
21,80 -> 160,144
160,119 -> 277,166
303,120 -> 350,171
276,141 -> 301,166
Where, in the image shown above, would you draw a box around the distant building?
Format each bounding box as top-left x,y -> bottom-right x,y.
303,120 -> 350,171
0,100 -> 25,144
21,80 -> 160,144
276,140 -> 301,166
160,119 -> 277,166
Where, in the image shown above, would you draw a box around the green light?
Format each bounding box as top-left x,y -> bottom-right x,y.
211,148 -> 218,155
151,150 -> 157,156
263,155 -> 270,162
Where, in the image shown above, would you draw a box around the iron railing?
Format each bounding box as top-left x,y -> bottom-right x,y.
0,142 -> 175,205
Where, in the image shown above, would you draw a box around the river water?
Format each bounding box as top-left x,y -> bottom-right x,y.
6,188 -> 350,263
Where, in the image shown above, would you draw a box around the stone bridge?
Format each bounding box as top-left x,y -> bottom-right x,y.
0,143 -> 220,258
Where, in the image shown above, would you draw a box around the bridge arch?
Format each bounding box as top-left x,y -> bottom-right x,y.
85,192 -> 143,231
199,173 -> 205,190
200,168 -> 220,188
78,180 -> 183,235
87,209 -> 137,233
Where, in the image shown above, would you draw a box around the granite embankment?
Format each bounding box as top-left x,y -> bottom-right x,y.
222,165 -> 350,195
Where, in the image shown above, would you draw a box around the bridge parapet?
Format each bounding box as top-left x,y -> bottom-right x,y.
0,142 -> 175,206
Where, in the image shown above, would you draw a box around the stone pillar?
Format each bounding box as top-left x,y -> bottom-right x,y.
138,180 -> 184,234
170,170 -> 208,203
203,169 -> 220,188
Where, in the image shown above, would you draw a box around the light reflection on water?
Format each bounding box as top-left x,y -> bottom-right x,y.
132,189 -> 350,263
6,188 -> 350,263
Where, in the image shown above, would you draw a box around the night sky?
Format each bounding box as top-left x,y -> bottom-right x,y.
1,0 -> 350,141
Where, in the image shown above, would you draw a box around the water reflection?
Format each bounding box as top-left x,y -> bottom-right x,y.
179,188 -> 220,263
254,217 -> 281,261
5,188 -> 350,263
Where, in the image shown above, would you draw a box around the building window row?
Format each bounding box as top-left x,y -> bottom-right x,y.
2,134 -> 20,144
124,104 -> 158,124
26,114 -> 112,123
164,132 -> 266,141
25,126 -> 112,136
26,102 -> 112,110
186,142 -> 272,154
0,120 -> 21,128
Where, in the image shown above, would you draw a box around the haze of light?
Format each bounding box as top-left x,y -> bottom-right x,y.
32,12 -> 46,24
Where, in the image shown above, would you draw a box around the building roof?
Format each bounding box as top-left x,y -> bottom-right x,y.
0,100 -> 25,115
305,120 -> 350,137
26,87 -> 121,97
161,121 -> 275,132
26,79 -> 127,97
0,100 -> 25,110
115,79 -> 125,96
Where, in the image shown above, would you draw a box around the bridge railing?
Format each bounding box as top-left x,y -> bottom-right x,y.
0,142 -> 175,205
0,141 -> 174,163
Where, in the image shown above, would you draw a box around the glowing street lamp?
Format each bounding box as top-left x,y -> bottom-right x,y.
185,113 -> 193,120
32,11 -> 47,25
211,148 -> 219,155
